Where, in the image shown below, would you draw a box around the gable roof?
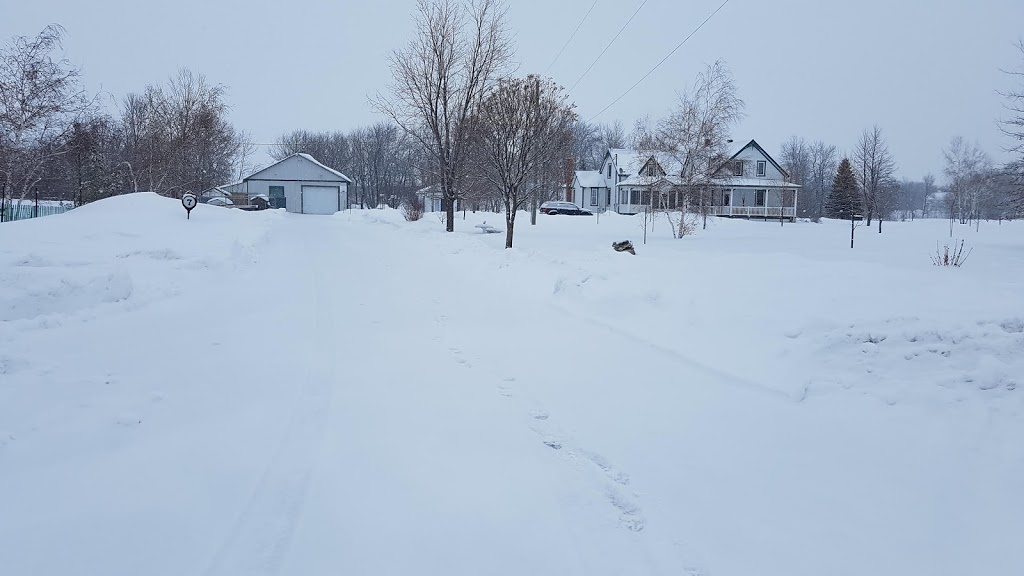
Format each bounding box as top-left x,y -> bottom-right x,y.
243,153 -> 353,183
605,148 -> 648,175
718,139 -> 790,179
295,153 -> 353,182
574,170 -> 607,188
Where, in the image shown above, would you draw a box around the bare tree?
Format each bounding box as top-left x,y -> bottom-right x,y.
999,39 -> 1024,160
806,141 -> 838,221
234,130 -> 259,183
655,59 -> 745,233
943,136 -> 993,231
569,119 -> 603,170
64,114 -> 122,205
853,125 -> 897,227
374,0 -> 512,232
118,69 -> 239,197
468,75 -> 575,248
272,130 -> 350,168
598,120 -> 627,150
629,115 -> 658,150
922,173 -> 937,217
780,136 -> 810,215
999,39 -> 1024,208
0,25 -> 92,204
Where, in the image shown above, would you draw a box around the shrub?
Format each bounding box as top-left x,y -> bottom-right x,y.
931,239 -> 972,267
401,198 -> 424,222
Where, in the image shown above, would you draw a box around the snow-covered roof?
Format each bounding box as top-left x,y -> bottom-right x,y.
617,175 -> 682,187
713,177 -> 801,188
296,153 -> 354,183
574,171 -> 606,188
251,194 -> 270,201
607,148 -> 648,175
243,153 -> 353,183
201,186 -> 232,198
415,185 -> 442,197
606,148 -> 685,178
207,196 -> 234,206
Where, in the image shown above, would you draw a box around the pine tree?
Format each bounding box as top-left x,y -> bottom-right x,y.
826,157 -> 863,219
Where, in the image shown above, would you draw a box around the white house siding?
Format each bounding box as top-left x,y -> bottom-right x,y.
243,180 -> 349,214
242,154 -> 352,214
728,146 -> 787,182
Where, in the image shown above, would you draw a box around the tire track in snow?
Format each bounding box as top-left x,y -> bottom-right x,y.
551,302 -> 798,402
200,223 -> 338,576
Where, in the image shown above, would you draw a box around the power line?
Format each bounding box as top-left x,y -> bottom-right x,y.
568,0 -> 649,93
588,0 -> 732,122
543,0 -> 600,75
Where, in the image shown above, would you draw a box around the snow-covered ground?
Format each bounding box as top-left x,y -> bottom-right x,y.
1,193 -> 1022,576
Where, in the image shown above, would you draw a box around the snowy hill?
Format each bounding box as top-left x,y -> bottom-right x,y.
1,194 -> 1022,575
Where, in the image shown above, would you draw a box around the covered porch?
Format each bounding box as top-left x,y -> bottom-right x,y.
713,186 -> 799,221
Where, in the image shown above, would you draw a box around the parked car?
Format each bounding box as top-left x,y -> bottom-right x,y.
540,201 -> 593,216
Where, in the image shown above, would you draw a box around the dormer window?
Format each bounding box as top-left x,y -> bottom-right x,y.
732,161 -> 743,176
756,161 -> 767,177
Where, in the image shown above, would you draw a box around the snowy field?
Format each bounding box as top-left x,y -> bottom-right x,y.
1,193 -> 1022,576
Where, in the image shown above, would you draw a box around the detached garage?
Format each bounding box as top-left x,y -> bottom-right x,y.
242,153 -> 352,214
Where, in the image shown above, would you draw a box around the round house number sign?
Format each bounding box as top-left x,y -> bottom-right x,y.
182,193 -> 198,219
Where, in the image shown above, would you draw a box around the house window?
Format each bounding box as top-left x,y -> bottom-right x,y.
607,164 -> 612,179
756,161 -> 766,177
733,162 -> 743,176
590,188 -> 599,206
755,189 -> 766,207
630,189 -> 640,204
606,189 -> 611,205
641,191 -> 651,205
619,190 -> 628,204
723,191 -> 731,206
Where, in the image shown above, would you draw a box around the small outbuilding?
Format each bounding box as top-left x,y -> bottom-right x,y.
242,153 -> 353,214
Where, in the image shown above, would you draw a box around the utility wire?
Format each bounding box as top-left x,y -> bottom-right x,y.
588,0 -> 732,122
568,0 -> 649,92
543,0 -> 600,75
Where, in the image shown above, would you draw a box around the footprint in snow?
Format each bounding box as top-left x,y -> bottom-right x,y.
448,347 -> 473,368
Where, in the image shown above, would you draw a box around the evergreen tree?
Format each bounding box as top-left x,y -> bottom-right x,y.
826,157 -> 862,219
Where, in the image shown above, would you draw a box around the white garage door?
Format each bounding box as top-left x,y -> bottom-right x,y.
301,185 -> 340,214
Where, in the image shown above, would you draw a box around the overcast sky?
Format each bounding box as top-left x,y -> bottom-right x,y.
3,0 -> 1023,178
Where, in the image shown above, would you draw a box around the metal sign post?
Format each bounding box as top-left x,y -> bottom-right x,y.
182,193 -> 198,219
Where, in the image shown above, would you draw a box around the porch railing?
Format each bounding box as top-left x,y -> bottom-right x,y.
712,206 -> 796,218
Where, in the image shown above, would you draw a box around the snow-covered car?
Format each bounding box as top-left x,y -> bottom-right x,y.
540,201 -> 592,216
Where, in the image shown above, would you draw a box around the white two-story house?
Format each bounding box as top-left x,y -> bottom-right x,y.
709,139 -> 800,220
570,140 -> 798,220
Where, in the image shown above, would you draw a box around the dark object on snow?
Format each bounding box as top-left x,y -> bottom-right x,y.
612,240 -> 635,255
